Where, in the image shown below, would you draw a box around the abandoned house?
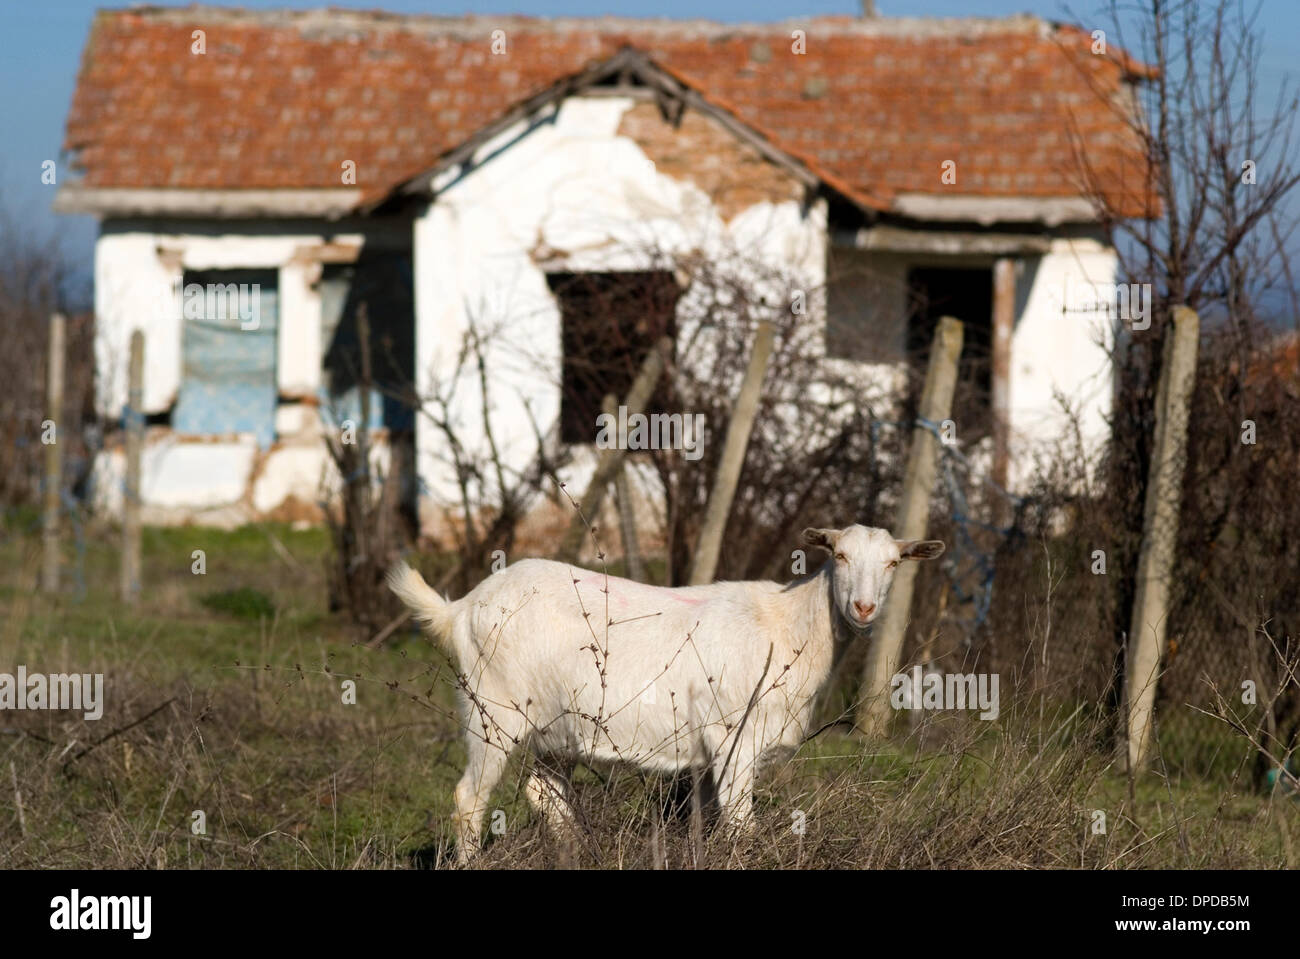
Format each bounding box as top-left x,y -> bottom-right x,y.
56,7 -> 1153,531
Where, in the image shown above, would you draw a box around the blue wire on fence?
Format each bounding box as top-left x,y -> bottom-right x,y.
871,416 -> 1026,635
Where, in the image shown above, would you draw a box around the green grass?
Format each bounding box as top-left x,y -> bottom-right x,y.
0,517 -> 1294,869
198,587 -> 277,621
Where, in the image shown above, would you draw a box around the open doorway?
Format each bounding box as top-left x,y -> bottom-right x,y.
318,251 -> 418,535
904,266 -> 994,441
547,271 -> 680,445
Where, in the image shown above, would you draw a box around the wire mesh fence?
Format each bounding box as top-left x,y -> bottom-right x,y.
875,322 -> 1300,786
9,298 -> 1297,791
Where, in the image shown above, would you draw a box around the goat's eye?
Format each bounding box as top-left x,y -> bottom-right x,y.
835,553 -> 848,564
887,560 -> 899,569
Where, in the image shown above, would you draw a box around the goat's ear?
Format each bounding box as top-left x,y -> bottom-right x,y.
897,539 -> 945,561
802,527 -> 842,552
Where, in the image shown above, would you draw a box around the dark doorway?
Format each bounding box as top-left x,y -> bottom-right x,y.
319,252 -> 416,432
318,251 -> 418,533
905,266 -> 994,440
548,271 -> 680,445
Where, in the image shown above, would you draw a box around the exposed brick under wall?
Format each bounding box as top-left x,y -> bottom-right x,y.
617,101 -> 804,221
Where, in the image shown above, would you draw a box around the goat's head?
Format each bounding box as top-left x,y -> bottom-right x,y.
802,525 -> 945,632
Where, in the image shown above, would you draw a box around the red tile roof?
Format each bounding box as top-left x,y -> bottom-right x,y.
63,7 -> 1156,219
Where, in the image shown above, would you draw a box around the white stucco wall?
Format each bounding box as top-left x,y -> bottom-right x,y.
824,237 -> 1117,489
412,95 -> 828,518
89,219 -> 409,522
85,96 -> 1118,528
93,226 -> 372,416
94,231 -> 178,418
1008,236 -> 1117,485
90,431 -> 394,528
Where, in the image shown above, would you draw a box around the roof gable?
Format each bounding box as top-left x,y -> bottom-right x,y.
369,46 -> 862,213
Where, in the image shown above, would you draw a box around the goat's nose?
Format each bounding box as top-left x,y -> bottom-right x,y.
853,601 -> 876,621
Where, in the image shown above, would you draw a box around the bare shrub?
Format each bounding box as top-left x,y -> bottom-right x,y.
321,304 -> 412,636
0,203 -> 95,508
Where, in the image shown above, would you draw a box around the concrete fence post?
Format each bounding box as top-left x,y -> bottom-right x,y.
604,394 -> 647,582
858,316 -> 964,737
556,336 -> 671,564
121,330 -> 144,604
991,257 -> 1015,506
1125,306 -> 1200,772
688,320 -> 775,586
41,313 -> 66,594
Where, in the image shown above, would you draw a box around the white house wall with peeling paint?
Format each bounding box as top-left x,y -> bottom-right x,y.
56,9 -> 1158,540
825,235 -> 1119,491
88,219 -> 410,526
80,90 -> 1120,531
411,94 -> 830,524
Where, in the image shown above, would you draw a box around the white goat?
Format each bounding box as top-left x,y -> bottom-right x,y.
387,524 -> 943,862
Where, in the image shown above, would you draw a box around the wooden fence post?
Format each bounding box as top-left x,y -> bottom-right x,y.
604,393 -> 647,582
991,258 -> 1015,502
688,320 -> 775,586
41,313 -> 66,594
121,330 -> 144,604
556,336 -> 671,564
858,316 -> 964,737
1125,306 -> 1200,772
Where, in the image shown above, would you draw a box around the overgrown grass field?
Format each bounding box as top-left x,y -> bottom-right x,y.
1,516 -> 1294,869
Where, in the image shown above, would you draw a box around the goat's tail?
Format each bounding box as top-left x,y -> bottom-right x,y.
387,562 -> 455,646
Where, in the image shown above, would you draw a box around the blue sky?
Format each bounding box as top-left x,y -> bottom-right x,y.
2,0 -> 1296,300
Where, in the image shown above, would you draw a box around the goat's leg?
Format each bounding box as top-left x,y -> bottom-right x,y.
713,745 -> 759,836
524,760 -> 580,839
452,738 -> 510,866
